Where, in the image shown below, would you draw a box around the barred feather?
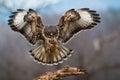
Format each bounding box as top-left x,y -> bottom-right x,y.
29,44 -> 72,66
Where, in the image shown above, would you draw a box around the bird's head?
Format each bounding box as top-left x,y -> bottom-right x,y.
44,26 -> 58,38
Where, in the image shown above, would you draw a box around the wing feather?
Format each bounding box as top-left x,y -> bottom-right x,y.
8,9 -> 44,45
57,8 -> 100,43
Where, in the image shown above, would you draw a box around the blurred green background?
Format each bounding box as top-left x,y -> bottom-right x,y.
0,0 -> 120,80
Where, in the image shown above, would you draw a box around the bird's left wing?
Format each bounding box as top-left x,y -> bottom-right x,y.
8,9 -> 45,45
57,8 -> 100,43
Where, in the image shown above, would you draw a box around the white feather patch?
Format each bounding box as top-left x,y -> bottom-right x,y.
13,11 -> 27,30
76,10 -> 94,27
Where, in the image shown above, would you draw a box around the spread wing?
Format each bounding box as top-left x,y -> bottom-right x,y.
57,8 -> 100,43
8,9 -> 44,45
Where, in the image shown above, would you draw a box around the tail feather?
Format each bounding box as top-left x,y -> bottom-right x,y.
30,45 -> 42,57
29,44 -> 73,66
60,45 -> 72,58
30,45 -> 46,64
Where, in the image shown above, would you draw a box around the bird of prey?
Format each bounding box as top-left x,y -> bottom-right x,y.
8,8 -> 100,66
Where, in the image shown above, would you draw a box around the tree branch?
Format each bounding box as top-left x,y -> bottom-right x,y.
34,66 -> 87,80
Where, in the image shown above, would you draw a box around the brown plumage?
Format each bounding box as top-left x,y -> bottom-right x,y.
8,8 -> 100,66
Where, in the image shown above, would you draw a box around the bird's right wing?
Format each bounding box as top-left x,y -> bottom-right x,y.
57,8 -> 100,43
8,9 -> 45,45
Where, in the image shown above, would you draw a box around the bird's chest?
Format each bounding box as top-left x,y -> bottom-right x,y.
45,39 -> 59,55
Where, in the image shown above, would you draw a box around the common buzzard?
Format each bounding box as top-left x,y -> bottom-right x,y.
8,8 -> 100,65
